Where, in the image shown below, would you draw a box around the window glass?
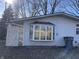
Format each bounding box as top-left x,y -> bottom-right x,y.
35,25 -> 39,30
47,26 -> 52,40
76,24 -> 79,35
40,26 -> 46,40
34,25 -> 40,40
34,31 -> 39,40
76,24 -> 79,27
76,28 -> 79,34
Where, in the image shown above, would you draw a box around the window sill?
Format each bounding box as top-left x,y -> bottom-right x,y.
31,40 -> 53,42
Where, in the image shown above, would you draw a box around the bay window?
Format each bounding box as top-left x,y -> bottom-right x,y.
30,23 -> 54,41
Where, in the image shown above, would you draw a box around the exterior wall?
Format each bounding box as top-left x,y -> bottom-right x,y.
23,16 -> 79,46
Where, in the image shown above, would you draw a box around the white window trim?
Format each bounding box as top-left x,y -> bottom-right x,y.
31,24 -> 54,41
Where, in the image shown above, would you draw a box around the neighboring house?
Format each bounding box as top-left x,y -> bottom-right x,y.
6,12 -> 79,46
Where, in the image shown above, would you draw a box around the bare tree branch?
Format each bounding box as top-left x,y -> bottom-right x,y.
64,0 -> 79,16
13,0 -> 62,17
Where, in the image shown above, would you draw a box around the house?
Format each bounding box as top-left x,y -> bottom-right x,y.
6,12 -> 79,47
